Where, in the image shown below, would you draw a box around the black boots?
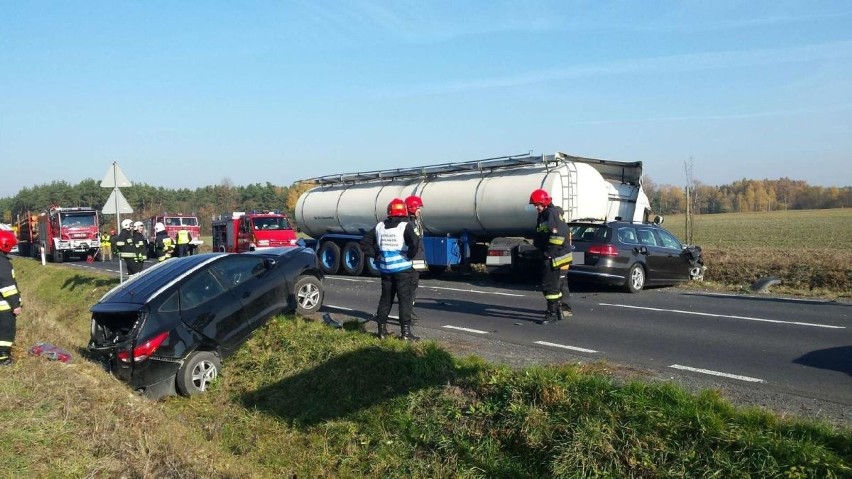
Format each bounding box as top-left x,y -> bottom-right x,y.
400,322 -> 420,341
538,300 -> 561,325
0,347 -> 13,366
376,321 -> 389,340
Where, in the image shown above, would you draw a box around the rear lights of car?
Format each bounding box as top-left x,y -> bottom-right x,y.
117,331 -> 170,363
587,244 -> 619,257
487,249 -> 508,256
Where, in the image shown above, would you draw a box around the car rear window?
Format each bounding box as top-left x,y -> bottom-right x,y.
569,225 -> 609,242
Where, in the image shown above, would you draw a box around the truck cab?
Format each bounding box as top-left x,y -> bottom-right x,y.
212,211 -> 298,253
147,214 -> 203,256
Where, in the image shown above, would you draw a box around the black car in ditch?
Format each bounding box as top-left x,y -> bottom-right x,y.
567,219 -> 704,293
88,247 -> 323,399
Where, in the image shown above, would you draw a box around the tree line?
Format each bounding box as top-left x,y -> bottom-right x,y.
0,178 -> 315,233
1,176 -> 849,231
643,177 -> 851,215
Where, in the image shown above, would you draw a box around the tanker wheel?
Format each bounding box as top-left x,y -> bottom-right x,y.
341,241 -> 364,276
364,256 -> 380,277
53,248 -> 64,263
317,241 -> 341,275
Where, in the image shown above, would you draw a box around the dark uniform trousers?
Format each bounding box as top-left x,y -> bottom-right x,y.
376,268 -> 416,327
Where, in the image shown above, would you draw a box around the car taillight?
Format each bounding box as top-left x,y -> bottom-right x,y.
487,249 -> 508,257
117,331 -> 170,363
588,244 -> 619,257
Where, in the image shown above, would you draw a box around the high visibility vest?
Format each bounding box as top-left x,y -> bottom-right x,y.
375,222 -> 412,273
176,230 -> 190,245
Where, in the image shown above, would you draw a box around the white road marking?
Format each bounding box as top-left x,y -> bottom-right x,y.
327,276 -> 375,283
443,325 -> 489,334
427,286 -> 525,297
670,364 -> 765,383
683,291 -> 839,304
534,341 -> 598,353
326,276 -> 526,297
599,303 -> 844,329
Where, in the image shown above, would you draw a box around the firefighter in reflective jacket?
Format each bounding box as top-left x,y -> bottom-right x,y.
154,222 -> 175,261
115,219 -> 146,275
530,189 -> 573,324
405,195 -> 428,321
360,198 -> 421,340
175,227 -> 191,257
100,230 -> 113,261
0,228 -> 22,366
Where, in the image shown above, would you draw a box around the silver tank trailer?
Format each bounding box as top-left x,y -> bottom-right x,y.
295,153 -> 649,241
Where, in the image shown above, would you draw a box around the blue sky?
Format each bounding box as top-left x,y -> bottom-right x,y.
2,1 -> 851,198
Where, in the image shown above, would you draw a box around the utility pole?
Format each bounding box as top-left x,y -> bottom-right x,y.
684,158 -> 695,245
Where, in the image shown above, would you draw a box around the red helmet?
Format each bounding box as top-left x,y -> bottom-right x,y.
404,195 -> 423,214
387,198 -> 408,217
529,189 -> 552,206
0,229 -> 17,254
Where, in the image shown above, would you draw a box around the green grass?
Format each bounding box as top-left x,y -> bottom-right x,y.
667,208 -> 852,249
2,259 -> 851,478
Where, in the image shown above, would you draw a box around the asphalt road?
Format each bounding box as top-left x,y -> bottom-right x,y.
69,257 -> 852,423
318,273 -> 852,414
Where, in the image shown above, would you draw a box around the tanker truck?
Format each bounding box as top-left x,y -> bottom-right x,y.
294,151 -> 652,277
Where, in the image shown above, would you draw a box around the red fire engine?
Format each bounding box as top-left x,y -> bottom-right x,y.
211,211 -> 298,253
145,213 -> 203,256
16,206 -> 100,263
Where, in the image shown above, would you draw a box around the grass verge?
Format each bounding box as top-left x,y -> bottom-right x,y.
2,259 -> 851,478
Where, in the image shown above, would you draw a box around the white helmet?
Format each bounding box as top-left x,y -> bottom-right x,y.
155,222 -> 165,233
121,219 -> 133,229
133,221 -> 144,228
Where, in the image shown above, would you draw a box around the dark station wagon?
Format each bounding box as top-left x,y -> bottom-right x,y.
88,247 -> 323,399
567,219 -> 704,293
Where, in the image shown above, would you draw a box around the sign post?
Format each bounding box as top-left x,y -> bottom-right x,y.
101,162 -> 133,282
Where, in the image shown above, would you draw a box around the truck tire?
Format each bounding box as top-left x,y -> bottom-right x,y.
340,241 -> 364,276
53,248 -> 63,263
317,241 -> 341,275
364,256 -> 380,277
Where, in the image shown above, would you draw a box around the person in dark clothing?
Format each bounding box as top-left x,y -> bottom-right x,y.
360,198 -> 421,340
114,219 -> 142,275
530,189 -> 573,324
175,227 -> 191,257
153,222 -> 175,261
0,228 -> 22,366
404,195 -> 428,321
131,221 -> 148,273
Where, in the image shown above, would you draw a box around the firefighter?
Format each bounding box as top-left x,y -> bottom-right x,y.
530,189 -> 573,324
99,229 -> 113,261
132,221 -> 149,271
0,228 -> 22,366
154,222 -> 175,261
360,198 -> 421,340
114,219 -> 140,274
404,195 -> 428,321
175,225 -> 191,257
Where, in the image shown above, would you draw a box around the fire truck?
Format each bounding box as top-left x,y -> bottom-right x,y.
16,206 -> 101,263
211,211 -> 298,253
145,213 -> 203,257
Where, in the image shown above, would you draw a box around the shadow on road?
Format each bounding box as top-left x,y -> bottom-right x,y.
794,346 -> 852,376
